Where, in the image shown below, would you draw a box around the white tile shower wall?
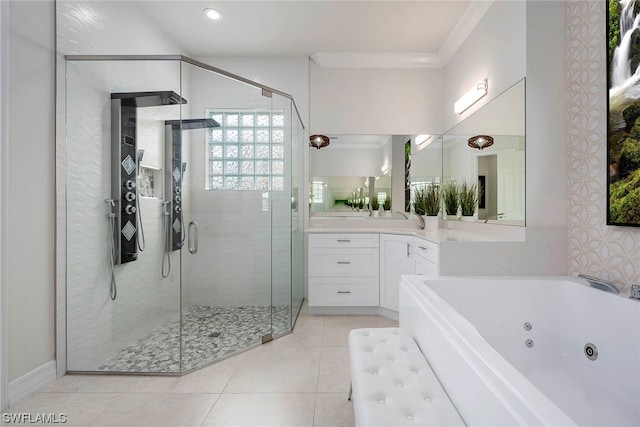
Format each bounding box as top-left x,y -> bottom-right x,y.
566,1 -> 640,293
181,66 -> 294,310
65,62 -> 182,371
56,1 -> 188,374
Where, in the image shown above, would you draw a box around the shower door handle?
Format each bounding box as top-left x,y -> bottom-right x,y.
188,221 -> 198,254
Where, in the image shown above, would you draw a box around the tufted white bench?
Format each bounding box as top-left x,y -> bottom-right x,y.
348,327 -> 465,426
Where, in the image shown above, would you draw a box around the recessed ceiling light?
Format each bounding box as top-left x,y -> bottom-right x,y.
203,8 -> 223,21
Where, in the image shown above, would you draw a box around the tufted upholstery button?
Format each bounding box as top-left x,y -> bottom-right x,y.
348,328 -> 464,427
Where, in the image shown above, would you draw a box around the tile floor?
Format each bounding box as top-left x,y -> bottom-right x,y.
2,306 -> 398,426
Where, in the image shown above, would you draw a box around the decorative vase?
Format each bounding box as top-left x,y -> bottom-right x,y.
424,215 -> 438,230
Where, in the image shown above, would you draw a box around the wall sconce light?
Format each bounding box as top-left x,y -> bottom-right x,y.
415,134 -> 432,146
309,134 -> 330,149
454,79 -> 488,114
468,135 -> 494,150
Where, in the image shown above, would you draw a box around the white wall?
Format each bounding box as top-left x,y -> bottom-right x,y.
7,0 -> 56,384
310,146 -> 386,177
309,63 -> 443,135
566,1 -> 640,293
442,1 -> 527,132
0,0 -> 7,409
525,0 -> 567,227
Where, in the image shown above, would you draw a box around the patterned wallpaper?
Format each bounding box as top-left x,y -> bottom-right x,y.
567,1 -> 640,293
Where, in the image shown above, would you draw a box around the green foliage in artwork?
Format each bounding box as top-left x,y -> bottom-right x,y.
609,0 -> 621,64
622,99 -> 640,129
610,168 -> 640,223
619,137 -> 640,178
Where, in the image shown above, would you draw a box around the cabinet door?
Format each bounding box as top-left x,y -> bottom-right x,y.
414,256 -> 438,278
380,234 -> 413,311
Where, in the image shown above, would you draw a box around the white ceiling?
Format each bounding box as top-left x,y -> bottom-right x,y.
136,0 -> 489,68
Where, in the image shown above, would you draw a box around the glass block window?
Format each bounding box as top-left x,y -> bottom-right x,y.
311,181 -> 324,204
206,110 -> 285,191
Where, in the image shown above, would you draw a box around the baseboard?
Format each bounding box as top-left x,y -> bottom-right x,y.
308,306 -> 399,321
8,360 -> 56,406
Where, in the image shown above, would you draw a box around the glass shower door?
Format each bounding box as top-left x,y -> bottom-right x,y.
178,61 -> 279,371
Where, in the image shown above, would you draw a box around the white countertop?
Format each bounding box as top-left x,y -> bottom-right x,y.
306,220 -> 526,243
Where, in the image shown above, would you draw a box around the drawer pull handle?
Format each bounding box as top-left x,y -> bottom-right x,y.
337,261 -> 351,265
418,246 -> 427,250
337,239 -> 351,243
337,291 -> 351,294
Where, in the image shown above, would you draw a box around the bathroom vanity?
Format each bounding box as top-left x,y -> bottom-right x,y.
306,218 -> 568,317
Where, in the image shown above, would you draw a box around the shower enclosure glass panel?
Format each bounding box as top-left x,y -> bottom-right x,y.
64,56 -> 302,374
65,59 -> 183,373
178,61 -> 276,370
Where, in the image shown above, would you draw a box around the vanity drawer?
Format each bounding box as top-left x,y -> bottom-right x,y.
309,233 -> 379,248
413,237 -> 438,263
309,277 -> 379,306
308,248 -> 379,277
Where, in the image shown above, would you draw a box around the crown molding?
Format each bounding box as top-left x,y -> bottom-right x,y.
438,0 -> 495,66
310,52 -> 441,69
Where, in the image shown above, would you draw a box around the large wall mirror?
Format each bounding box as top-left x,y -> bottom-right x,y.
310,135 -> 393,217
412,78 -> 526,226
310,79 -> 525,224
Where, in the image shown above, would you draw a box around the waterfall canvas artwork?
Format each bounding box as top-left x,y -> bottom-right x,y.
608,0 -> 640,226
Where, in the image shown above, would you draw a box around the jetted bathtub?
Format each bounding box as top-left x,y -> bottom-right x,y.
399,276 -> 640,427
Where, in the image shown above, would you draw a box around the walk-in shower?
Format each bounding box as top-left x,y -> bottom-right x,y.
64,56 -> 305,374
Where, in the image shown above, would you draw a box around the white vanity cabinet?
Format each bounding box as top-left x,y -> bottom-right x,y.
413,237 -> 438,278
379,234 -> 414,311
308,234 -> 379,307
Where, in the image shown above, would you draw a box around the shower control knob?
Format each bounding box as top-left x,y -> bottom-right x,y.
125,192 -> 136,202
124,180 -> 136,190
175,195 -> 181,203
175,206 -> 181,214
125,204 -> 137,215
175,186 -> 181,194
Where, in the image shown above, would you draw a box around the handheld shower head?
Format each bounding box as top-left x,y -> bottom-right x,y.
137,149 -> 145,164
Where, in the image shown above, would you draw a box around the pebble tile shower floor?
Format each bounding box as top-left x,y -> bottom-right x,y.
97,305 -> 292,373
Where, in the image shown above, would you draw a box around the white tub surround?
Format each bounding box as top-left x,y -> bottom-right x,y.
400,276 -> 640,427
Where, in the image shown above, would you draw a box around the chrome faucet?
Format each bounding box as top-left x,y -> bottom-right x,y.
630,284 -> 640,300
411,212 -> 425,230
577,274 -> 619,294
